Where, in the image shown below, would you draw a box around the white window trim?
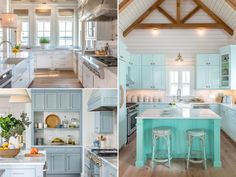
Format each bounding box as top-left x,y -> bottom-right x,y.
166,66 -> 195,97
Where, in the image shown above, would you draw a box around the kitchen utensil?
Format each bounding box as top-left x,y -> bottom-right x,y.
0,149 -> 20,158
69,118 -> 79,128
131,96 -> 138,103
45,114 -> 61,128
38,123 -> 43,129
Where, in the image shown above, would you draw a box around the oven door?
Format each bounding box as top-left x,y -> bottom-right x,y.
127,110 -> 138,137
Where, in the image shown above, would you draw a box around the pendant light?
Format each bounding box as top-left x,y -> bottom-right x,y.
176,52 -> 183,62
0,13 -> 17,29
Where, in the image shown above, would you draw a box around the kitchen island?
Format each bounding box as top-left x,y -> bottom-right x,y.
0,150 -> 46,177
135,108 -> 221,168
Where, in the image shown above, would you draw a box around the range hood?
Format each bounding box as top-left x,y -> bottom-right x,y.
88,90 -> 117,111
79,0 -> 117,21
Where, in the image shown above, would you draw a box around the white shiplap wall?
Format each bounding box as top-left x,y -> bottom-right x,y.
120,0 -> 236,61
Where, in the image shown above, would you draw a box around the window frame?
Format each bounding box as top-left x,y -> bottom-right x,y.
18,16 -> 30,47
35,17 -> 51,46
58,16 -> 74,47
167,66 -> 194,97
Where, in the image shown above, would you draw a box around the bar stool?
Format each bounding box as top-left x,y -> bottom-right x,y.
186,129 -> 207,169
152,127 -> 172,168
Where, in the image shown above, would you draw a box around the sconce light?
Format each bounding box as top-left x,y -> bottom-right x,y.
176,52 -> 183,62
0,13 -> 17,29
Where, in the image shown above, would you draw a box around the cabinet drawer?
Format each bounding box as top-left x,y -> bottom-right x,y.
65,148 -> 81,154
45,148 -> 65,154
8,169 -> 35,177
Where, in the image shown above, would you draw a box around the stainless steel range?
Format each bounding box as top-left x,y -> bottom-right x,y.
82,55 -> 117,79
84,149 -> 117,177
126,103 -> 139,143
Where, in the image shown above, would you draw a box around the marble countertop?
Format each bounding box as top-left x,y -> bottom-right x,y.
137,108 -> 221,119
0,52 -> 30,59
105,67 -> 117,76
0,64 -> 12,76
0,150 -> 46,166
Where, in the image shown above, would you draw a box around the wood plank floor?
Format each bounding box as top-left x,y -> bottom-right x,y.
119,131 -> 236,177
29,70 -> 83,88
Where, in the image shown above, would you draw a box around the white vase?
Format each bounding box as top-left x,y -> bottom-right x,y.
40,43 -> 49,49
9,136 -> 20,149
100,141 -> 106,149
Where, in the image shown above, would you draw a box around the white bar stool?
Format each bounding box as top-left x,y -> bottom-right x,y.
152,127 -> 172,168
186,129 -> 207,169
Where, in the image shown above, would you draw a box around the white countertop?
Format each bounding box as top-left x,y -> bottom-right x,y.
0,64 -> 12,75
0,51 -> 30,59
0,150 -> 46,166
137,108 -> 221,119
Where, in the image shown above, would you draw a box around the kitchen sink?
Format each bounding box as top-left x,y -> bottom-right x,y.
3,58 -> 25,65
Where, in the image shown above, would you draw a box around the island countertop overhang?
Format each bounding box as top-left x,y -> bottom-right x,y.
136,108 -> 221,120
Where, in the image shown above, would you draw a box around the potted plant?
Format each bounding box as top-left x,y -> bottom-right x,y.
0,113 -> 31,158
39,37 -> 50,49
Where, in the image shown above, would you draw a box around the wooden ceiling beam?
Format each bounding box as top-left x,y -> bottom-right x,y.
157,6 -> 176,23
177,0 -> 181,23
135,23 -> 224,29
181,6 -> 200,23
225,0 -> 236,10
123,0 -> 166,37
119,0 -> 133,13
192,0 -> 234,35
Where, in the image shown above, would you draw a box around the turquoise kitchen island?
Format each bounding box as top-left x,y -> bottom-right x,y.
136,108 -> 221,168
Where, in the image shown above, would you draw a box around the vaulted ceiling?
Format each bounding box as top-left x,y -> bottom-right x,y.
119,0 -> 236,37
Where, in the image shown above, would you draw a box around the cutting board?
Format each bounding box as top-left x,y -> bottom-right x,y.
25,153 -> 44,157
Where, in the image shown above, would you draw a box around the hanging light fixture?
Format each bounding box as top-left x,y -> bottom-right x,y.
176,52 -> 183,62
0,13 -> 17,29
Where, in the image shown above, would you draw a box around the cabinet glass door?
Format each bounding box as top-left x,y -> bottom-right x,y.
221,54 -> 229,87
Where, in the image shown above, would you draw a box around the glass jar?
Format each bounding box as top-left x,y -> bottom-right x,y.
69,118 -> 79,128
67,135 -> 75,145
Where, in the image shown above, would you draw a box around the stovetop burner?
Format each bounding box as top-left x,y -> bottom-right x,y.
91,149 -> 117,157
92,56 -> 117,67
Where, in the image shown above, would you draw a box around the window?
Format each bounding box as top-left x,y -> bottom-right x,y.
86,22 -> 96,38
13,9 -> 29,46
59,20 -> 73,46
169,70 -> 191,96
58,9 -> 74,47
20,19 -> 29,46
36,20 -> 51,45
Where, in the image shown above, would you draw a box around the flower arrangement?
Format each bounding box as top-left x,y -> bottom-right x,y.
12,44 -> 21,55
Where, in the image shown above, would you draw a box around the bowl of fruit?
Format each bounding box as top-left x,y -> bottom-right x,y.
0,143 -> 20,158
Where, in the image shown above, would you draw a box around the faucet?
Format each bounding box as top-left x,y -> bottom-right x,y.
177,88 -> 182,102
0,40 -> 14,50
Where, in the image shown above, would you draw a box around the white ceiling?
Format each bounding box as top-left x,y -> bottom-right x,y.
119,0 -> 236,33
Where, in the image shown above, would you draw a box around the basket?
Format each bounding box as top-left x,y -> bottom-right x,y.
0,149 -> 20,158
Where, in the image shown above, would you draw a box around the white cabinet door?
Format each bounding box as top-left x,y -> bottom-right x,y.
35,53 -> 52,69
82,65 -> 94,88
53,51 -> 73,69
78,59 -> 83,82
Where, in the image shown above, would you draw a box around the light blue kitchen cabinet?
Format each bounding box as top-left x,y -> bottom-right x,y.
127,65 -> 141,89
47,154 -> 53,174
196,54 -> 220,89
95,112 -> 113,134
141,55 -> 153,65
58,91 -> 70,110
197,54 -> 220,66
210,104 -> 220,115
142,54 -> 165,66
32,90 -> 44,110
141,66 -> 152,89
153,66 -> 166,89
66,154 -> 82,173
141,66 -> 166,89
70,91 -> 82,111
119,58 -> 127,148
129,54 -> 142,65
52,154 -> 66,173
219,45 -> 236,89
44,91 -> 57,110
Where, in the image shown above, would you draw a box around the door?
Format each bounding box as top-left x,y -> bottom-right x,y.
208,66 -> 220,89
129,66 -> 141,89
71,91 -> 82,111
58,91 -> 70,110
44,92 -> 57,110
141,55 -> 153,65
32,91 -> 44,110
141,66 -> 152,89
119,59 -> 127,148
153,66 -> 165,89
52,154 -> 66,173
196,66 -> 208,89
66,154 -> 82,173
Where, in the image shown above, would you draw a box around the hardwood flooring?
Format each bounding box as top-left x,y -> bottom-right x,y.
29,70 -> 83,88
119,131 -> 236,177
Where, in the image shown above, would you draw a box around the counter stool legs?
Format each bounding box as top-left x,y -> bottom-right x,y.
186,129 -> 207,170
